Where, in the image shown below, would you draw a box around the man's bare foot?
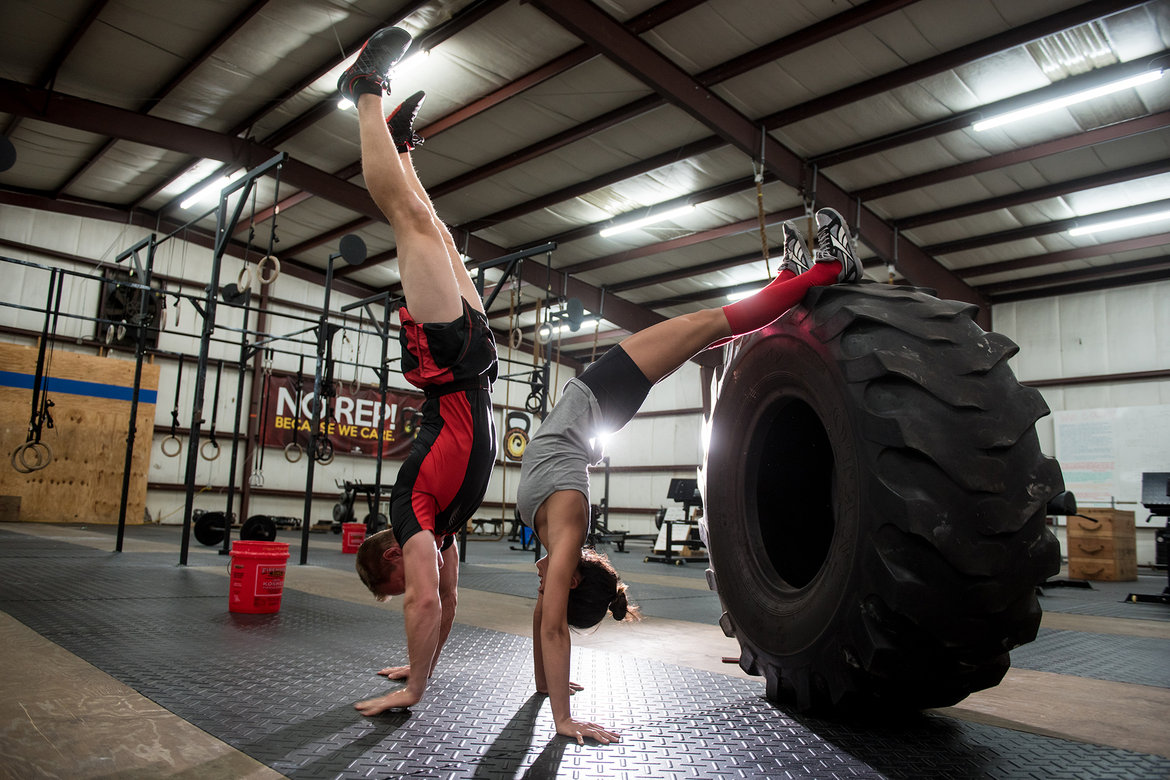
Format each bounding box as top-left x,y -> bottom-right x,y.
355,688 -> 421,716
377,665 -> 410,680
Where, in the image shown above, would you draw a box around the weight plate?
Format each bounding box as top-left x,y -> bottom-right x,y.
241,515 -> 277,542
363,513 -> 389,534
194,511 -> 227,546
504,427 -> 528,461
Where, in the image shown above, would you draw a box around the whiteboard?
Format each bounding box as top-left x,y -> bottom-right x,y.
1054,405 -> 1170,523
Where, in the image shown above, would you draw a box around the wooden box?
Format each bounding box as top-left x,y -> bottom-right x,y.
1066,507 -> 1137,582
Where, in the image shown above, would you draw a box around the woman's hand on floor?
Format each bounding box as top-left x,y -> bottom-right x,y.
556,716 -> 619,745
355,688 -> 419,716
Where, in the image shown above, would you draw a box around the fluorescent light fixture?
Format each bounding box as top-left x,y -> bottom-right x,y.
600,204 -> 696,237
973,68 -> 1164,132
1068,209 -> 1170,236
1040,47 -> 1113,74
392,49 -> 429,79
536,318 -> 599,342
338,97 -> 354,110
725,289 -> 754,302
554,317 -> 597,334
181,169 -> 244,210
166,159 -> 226,195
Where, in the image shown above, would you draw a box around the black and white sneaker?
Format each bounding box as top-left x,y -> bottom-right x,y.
814,207 -> 864,283
387,90 -> 426,153
780,221 -> 811,275
337,27 -> 413,102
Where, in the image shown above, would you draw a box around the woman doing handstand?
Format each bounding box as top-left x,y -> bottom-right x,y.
515,207 -> 864,744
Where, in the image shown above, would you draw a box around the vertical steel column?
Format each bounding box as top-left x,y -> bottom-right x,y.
115,235 -> 157,552
373,303 -> 391,524
299,254 -> 337,565
178,152 -> 286,565
340,292 -> 396,531
219,291 -> 256,556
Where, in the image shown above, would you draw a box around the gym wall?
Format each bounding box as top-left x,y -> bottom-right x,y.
2,204 -> 1167,548
994,281 -> 1170,480
994,281 -> 1170,564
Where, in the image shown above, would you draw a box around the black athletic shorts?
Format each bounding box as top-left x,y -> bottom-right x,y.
576,344 -> 653,433
391,301 -> 497,549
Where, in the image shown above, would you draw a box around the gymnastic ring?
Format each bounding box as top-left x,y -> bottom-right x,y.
10,446 -> 32,474
200,438 -> 221,461
236,266 -> 253,293
15,441 -> 53,473
283,442 -> 304,463
257,255 -> 281,285
249,471 -> 264,488
10,449 -> 31,472
116,324 -> 127,342
105,324 -> 115,345
524,393 -> 543,414
160,435 -> 182,457
509,328 -> 523,350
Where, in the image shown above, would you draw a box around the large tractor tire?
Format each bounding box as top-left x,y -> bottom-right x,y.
699,282 -> 1063,714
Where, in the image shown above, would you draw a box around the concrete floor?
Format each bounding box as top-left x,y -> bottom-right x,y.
2,521 -> 1168,778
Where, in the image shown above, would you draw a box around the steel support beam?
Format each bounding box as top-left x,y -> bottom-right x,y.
55,0 -> 273,200
859,111 -> 1170,202
811,50 -> 1170,170
0,78 -> 388,223
923,199 -> 1170,256
959,232 -> 1170,279
984,260 -> 1170,301
761,0 -> 1146,129
896,159 -> 1170,230
527,0 -> 987,322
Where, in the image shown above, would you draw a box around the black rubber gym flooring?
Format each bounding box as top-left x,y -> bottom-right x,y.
2,527 -> 1169,779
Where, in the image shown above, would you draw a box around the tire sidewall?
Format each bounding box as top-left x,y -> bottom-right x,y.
704,319 -> 862,663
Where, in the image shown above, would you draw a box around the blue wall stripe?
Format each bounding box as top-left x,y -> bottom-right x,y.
0,370 -> 158,404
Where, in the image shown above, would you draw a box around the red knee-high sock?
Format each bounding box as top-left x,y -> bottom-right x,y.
721,260 -> 840,337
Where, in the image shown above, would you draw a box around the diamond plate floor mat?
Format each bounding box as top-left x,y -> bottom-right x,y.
1038,575 -> 1170,621
1011,628 -> 1170,688
2,530 -> 1168,779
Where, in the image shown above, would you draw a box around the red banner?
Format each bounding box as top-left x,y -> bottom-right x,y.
260,374 -> 425,460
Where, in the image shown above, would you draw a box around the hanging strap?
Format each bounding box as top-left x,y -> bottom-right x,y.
26,270 -> 59,444
350,312 -> 363,394
170,355 -> 184,436
161,354 -> 184,457
754,125 -> 770,277
589,288 -> 605,364
256,351 -> 273,472
12,270 -> 60,473
284,354 -> 306,462
201,360 -> 223,460
258,164 -> 282,284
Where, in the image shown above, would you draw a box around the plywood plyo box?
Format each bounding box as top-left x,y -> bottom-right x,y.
1,342 -> 159,524
1067,507 -> 1138,582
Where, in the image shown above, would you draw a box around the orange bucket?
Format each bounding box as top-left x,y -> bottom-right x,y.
229,540 -> 290,614
342,522 -> 366,553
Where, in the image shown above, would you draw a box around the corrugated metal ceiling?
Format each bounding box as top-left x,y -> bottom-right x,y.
1,0 -> 1167,359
